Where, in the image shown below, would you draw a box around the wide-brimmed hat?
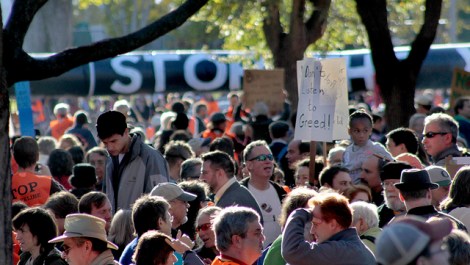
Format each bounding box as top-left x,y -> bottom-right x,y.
48,214 -> 118,250
394,169 -> 439,191
150,182 -> 197,201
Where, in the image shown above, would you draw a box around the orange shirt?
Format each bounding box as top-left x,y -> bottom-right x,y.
50,117 -> 74,140
12,171 -> 52,206
211,255 -> 248,265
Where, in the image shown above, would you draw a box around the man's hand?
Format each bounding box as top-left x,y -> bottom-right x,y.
164,230 -> 195,253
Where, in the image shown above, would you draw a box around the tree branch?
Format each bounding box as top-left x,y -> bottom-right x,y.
289,0 -> 306,40
4,0 -> 48,46
305,0 -> 331,44
262,1 -> 284,55
406,0 -> 443,75
5,0 -> 209,86
355,0 -> 398,80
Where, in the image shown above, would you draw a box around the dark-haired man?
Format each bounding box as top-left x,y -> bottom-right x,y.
78,191 -> 113,232
395,169 -> 466,231
200,151 -> 262,218
11,136 -> 63,207
96,110 -> 170,212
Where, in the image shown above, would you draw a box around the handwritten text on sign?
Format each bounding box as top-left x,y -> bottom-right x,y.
294,58 -> 349,142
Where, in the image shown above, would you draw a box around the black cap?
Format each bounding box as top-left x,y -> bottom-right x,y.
380,161 -> 412,181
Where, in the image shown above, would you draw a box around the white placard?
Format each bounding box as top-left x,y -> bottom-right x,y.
294,58 -> 349,142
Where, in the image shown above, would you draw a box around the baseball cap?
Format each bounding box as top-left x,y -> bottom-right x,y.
425,165 -> 451,187
75,111 -> 90,125
48,213 -> 118,250
415,94 -> 433,106
150,182 -> 197,201
376,217 -> 452,265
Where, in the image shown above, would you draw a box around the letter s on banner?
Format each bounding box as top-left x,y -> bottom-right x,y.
110,56 -> 143,94
184,54 -> 227,91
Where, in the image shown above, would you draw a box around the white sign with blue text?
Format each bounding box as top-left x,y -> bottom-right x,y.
294,57 -> 349,142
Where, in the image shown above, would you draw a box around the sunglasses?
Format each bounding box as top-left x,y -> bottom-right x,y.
196,223 -> 211,233
248,154 -> 274,162
423,132 -> 449,138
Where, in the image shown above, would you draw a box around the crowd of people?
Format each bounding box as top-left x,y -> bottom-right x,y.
9,90 -> 470,265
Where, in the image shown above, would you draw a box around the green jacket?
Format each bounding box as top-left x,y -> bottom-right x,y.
360,226 -> 382,255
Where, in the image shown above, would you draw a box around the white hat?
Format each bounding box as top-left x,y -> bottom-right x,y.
48,214 -> 118,250
150,182 -> 197,201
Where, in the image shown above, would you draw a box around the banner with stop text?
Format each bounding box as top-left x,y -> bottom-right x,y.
294,57 -> 349,142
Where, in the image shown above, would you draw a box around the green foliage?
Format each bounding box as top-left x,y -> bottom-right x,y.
75,0 -> 222,49
195,0 -> 445,58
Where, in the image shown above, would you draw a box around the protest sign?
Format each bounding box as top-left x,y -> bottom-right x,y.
450,68 -> 470,108
243,69 -> 285,114
294,58 -> 349,142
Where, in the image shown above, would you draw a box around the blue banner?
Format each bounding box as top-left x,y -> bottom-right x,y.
15,82 -> 35,137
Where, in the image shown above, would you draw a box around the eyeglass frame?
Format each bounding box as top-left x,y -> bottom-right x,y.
423,131 -> 449,139
196,223 -> 212,233
248,154 -> 274,162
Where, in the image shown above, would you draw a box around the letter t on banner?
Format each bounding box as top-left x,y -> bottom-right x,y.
15,81 -> 35,137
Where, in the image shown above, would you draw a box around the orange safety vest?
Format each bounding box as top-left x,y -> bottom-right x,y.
12,171 -> 52,207
31,99 -> 46,124
201,129 -> 224,142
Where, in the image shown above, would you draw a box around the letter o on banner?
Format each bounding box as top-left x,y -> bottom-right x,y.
184,54 -> 227,91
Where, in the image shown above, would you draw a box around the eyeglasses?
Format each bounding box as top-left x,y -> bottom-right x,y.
62,244 -> 74,255
248,154 -> 274,162
423,132 -> 449,138
381,181 -> 398,189
196,223 -> 211,233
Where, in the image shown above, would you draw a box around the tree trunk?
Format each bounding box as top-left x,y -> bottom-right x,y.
0,8 -> 13,264
263,0 -> 331,114
355,0 -> 442,129
0,0 -> 208,263
273,45 -> 305,112
380,63 -> 417,130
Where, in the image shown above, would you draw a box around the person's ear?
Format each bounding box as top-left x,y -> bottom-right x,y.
445,133 -> 453,144
397,143 -> 407,152
399,192 -> 405,202
231,234 -> 242,249
85,240 -> 92,252
158,217 -> 164,227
